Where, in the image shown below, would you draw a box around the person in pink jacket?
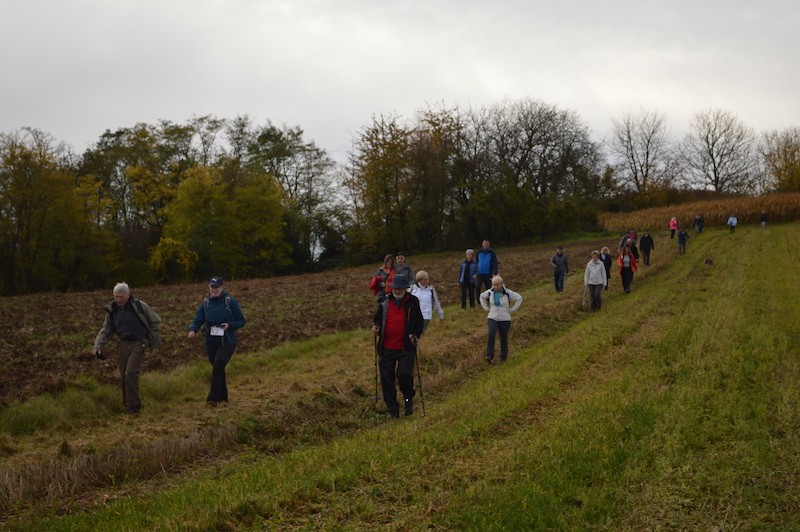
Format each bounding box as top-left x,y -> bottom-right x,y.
668,216 -> 678,239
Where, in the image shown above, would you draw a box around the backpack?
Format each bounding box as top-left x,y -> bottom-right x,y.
204,295 -> 232,316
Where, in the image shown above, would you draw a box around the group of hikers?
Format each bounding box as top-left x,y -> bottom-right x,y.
92,277 -> 246,415
369,241 -> 522,418
369,209 -> 761,417
92,210 -> 765,419
367,228 -> 668,418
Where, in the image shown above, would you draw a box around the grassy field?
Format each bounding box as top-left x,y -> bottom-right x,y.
3,223 -> 800,529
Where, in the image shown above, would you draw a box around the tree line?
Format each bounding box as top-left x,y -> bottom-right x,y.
1,99 -> 798,295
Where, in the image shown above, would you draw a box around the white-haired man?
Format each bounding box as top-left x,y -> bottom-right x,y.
93,282 -> 161,414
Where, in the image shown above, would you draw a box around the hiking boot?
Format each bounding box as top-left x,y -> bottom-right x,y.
388,410 -> 400,419
485,356 -> 493,364
404,398 -> 414,416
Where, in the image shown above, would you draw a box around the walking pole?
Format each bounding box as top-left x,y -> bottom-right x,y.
415,342 -> 427,417
373,335 -> 380,406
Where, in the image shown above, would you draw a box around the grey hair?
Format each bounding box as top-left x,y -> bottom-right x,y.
466,248 -> 474,255
113,282 -> 130,294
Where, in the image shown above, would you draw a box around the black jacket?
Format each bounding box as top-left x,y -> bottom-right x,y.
639,235 -> 655,252
600,253 -> 613,280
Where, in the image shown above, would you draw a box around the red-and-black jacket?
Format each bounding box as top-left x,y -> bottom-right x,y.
373,291 -> 424,353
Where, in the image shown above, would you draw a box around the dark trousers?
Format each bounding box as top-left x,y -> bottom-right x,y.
460,282 -> 476,308
678,243 -> 686,255
379,349 -> 416,414
641,249 -> 651,266
117,339 -> 145,412
588,284 -> 604,310
478,274 -> 493,292
205,344 -> 236,403
554,270 -> 565,292
486,319 -> 511,361
621,267 -> 634,293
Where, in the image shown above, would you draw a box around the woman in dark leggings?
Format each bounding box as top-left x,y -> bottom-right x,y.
617,246 -> 638,294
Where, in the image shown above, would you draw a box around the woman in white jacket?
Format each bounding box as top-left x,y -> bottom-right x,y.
479,275 -> 523,363
584,251 -> 608,311
410,271 -> 444,334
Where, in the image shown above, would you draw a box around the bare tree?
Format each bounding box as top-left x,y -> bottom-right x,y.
682,109 -> 759,193
609,109 -> 679,194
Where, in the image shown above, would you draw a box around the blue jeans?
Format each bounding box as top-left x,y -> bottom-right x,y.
554,270 -> 565,292
486,319 -> 511,361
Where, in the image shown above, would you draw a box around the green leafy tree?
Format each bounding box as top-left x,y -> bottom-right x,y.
155,167 -> 237,281
761,127 -> 800,192
0,129 -> 110,294
405,106 -> 462,250
233,172 -> 292,277
78,121 -> 197,268
155,166 -> 290,282
247,122 -> 338,270
345,114 -> 417,260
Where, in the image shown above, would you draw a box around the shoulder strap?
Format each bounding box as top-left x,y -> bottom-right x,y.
204,295 -> 232,315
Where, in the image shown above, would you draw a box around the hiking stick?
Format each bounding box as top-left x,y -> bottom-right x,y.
415,342 -> 427,417
373,334 -> 380,404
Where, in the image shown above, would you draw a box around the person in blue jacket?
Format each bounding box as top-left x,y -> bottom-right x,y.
458,248 -> 479,309
187,276 -> 246,406
476,239 -> 499,291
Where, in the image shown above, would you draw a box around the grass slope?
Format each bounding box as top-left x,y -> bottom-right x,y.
6,225 -> 800,530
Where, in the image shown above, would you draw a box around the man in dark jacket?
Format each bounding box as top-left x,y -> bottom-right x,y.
372,274 -> 424,417
639,230 -> 655,266
93,282 -> 162,414
394,251 -> 414,285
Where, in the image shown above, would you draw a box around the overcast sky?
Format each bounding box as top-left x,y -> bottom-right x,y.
2,1 -> 798,160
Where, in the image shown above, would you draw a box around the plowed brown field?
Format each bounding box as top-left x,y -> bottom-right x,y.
0,239 -> 612,405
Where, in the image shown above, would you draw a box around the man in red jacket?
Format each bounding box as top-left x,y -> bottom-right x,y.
372,274 -> 424,417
